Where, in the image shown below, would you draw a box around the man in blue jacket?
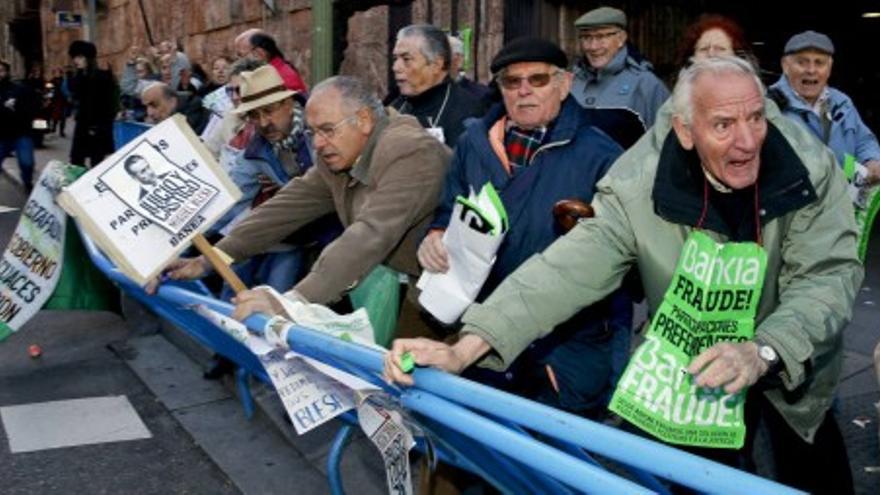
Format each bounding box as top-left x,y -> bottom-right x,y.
770,30 -> 880,180
570,6 -> 669,129
416,37 -> 631,417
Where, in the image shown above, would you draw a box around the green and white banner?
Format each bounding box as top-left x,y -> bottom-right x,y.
844,154 -> 880,262
610,231 -> 767,449
0,161 -> 84,340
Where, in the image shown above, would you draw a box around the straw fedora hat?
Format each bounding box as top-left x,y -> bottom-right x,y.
233,65 -> 297,115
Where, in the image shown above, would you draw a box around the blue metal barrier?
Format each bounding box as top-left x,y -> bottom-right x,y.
113,120 -> 151,149
78,226 -> 804,494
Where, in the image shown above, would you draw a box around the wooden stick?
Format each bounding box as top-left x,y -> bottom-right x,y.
191,234 -> 247,295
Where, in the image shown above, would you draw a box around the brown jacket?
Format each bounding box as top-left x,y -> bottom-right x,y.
216,112 -> 451,304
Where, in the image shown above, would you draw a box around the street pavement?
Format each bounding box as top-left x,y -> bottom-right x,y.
0,125 -> 878,493
0,129 -> 387,494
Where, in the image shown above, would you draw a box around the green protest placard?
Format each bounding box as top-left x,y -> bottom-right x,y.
0,162 -> 85,340
609,231 -> 767,449
844,154 -> 880,262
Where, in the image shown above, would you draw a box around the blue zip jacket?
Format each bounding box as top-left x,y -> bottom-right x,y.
770,76 -> 880,166
570,45 -> 669,129
431,95 -> 633,413
432,96 -> 623,293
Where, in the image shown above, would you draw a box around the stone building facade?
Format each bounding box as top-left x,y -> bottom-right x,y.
9,0 -> 876,129
25,1 -> 705,97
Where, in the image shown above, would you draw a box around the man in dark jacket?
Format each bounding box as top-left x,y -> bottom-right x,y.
390,24 -> 489,145
140,82 -> 211,134
416,37 -> 632,417
0,61 -> 39,192
68,40 -> 118,167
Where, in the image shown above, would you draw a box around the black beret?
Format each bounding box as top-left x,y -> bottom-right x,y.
490,37 -> 568,74
68,40 -> 97,59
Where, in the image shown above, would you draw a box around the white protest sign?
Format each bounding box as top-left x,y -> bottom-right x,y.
260,348 -> 356,435
0,161 -> 79,339
417,184 -> 507,324
358,399 -> 414,495
58,114 -> 241,286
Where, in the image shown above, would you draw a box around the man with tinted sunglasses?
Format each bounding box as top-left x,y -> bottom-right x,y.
571,6 -> 668,129
410,37 -> 633,419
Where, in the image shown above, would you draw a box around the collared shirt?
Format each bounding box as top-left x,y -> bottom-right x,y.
809,87 -> 831,117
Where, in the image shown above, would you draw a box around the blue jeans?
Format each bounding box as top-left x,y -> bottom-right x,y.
220,249 -> 305,301
0,135 -> 35,189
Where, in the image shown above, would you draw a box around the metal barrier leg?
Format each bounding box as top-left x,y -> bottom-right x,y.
236,368 -> 255,419
328,424 -> 355,495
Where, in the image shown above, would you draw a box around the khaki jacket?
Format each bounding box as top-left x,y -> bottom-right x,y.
217,111 -> 451,304
461,99 -> 863,442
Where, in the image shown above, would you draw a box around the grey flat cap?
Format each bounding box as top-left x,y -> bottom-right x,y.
784,30 -> 834,55
575,6 -> 627,30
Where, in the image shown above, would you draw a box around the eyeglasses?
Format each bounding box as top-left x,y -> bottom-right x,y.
497,71 -> 559,90
579,30 -> 622,45
305,116 -> 357,141
225,86 -> 240,98
245,100 -> 286,122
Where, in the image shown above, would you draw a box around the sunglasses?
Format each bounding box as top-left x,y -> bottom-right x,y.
497,71 -> 559,90
225,86 -> 240,97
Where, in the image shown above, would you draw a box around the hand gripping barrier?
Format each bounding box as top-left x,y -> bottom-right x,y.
78,227 -> 803,495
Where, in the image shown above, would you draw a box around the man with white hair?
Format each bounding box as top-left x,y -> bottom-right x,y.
387,56 -> 859,493
390,24 -> 489,144
161,75 -> 450,325
447,34 -> 491,100
769,30 -> 880,181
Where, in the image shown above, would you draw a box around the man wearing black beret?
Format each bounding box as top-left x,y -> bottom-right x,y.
391,37 -> 635,421
68,40 -> 118,168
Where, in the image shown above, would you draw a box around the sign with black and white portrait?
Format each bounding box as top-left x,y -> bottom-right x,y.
58,115 -> 241,285
98,141 -> 219,233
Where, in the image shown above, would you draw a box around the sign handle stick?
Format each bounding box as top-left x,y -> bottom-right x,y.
191,234 -> 248,294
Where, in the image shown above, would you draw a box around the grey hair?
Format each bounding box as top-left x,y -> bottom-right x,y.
312,76 -> 386,118
229,58 -> 265,77
448,35 -> 464,57
396,24 -> 451,70
671,55 -> 765,126
141,81 -> 176,100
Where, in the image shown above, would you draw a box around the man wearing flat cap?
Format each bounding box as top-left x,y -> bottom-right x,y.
67,40 -> 118,167
770,30 -> 880,182
394,37 -> 634,418
571,6 -> 668,129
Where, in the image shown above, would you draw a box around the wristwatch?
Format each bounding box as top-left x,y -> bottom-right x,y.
754,339 -> 780,371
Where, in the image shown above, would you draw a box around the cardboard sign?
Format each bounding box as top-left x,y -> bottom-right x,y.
260,349 -> 356,435
58,115 -> 241,285
358,399 -> 414,495
0,162 -> 82,339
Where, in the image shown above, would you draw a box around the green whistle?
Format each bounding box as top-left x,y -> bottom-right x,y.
399,352 -> 415,373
